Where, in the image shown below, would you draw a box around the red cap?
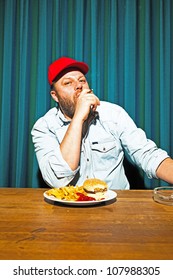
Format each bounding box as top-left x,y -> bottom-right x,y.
48,57 -> 89,85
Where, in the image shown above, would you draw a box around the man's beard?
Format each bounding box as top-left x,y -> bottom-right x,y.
57,96 -> 75,119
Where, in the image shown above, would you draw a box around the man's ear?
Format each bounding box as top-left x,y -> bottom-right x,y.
50,90 -> 59,103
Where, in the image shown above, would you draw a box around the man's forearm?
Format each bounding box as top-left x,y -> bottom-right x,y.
156,157 -> 173,184
60,117 -> 83,171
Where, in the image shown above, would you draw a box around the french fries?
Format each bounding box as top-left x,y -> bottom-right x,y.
46,185 -> 87,201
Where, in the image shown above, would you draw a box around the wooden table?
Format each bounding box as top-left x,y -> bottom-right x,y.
0,188 -> 173,260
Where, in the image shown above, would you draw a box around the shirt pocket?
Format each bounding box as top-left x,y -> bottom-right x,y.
90,139 -> 120,171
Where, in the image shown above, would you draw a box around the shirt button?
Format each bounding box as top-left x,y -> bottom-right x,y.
103,147 -> 106,151
87,158 -> 89,162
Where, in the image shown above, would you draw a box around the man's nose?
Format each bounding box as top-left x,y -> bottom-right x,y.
75,82 -> 82,91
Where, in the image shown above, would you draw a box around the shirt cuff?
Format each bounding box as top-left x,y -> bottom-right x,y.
147,151 -> 170,179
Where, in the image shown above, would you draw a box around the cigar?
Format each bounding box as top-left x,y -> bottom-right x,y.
88,89 -> 93,93
88,89 -> 94,111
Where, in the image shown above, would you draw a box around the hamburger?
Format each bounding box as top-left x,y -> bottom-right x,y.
83,178 -> 108,200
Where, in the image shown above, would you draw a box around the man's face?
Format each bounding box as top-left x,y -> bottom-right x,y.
51,70 -> 89,119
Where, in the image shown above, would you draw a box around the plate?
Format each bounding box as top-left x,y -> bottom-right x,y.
43,190 -> 117,206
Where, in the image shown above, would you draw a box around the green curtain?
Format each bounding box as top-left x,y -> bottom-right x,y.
0,0 -> 172,189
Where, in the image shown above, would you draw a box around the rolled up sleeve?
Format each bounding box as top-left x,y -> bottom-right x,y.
118,109 -> 169,179
31,118 -> 79,188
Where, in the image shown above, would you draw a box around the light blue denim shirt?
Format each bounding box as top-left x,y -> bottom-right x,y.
31,101 -> 169,189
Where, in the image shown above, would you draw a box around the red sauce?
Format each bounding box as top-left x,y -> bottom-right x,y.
76,192 -> 96,201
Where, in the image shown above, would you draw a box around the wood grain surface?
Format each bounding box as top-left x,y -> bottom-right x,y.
0,188 -> 173,260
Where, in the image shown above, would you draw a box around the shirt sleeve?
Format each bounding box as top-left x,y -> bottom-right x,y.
31,118 -> 79,188
117,109 -> 169,179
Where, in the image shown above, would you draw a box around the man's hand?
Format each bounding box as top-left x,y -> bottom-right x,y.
74,89 -> 100,122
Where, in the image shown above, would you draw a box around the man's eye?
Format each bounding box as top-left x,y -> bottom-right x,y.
64,81 -> 72,85
79,79 -> 86,83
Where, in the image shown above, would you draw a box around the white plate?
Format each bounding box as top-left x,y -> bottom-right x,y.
43,190 -> 117,206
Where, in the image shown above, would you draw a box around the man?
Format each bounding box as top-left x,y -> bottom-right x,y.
31,57 -> 173,189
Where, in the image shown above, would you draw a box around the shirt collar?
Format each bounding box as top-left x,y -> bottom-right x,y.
56,107 -> 71,126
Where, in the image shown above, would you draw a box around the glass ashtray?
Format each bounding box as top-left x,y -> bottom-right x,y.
153,186 -> 173,206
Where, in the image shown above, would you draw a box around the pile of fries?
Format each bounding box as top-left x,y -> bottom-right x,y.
46,185 -> 87,201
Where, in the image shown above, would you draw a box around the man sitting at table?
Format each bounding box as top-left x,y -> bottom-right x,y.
31,57 -> 173,189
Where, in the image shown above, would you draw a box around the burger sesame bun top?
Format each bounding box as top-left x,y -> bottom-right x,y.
83,178 -> 108,193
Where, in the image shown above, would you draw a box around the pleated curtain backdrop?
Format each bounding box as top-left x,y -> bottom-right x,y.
0,0 -> 172,188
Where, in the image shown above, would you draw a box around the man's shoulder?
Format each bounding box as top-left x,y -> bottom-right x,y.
99,101 -> 122,109
39,107 -> 57,122
98,101 -> 124,119
32,107 -> 58,130
42,107 -> 58,118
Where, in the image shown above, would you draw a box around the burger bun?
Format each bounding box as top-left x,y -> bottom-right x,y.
83,178 -> 108,200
